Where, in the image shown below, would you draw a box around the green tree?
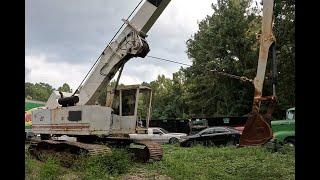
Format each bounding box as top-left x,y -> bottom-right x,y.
271,0 -> 295,118
25,82 -> 36,99
183,0 -> 294,119
146,72 -> 187,119
171,69 -> 188,118
25,82 -> 54,102
97,80 -> 119,106
137,82 -> 152,120
149,75 -> 174,119
58,83 -> 72,93
184,0 -> 260,117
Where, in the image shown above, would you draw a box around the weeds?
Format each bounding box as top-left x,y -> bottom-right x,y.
26,145 -> 294,180
39,157 -> 62,180
73,148 -> 134,179
145,145 -> 295,180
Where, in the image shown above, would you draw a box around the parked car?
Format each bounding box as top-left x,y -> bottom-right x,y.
129,127 -> 187,144
233,126 -> 244,134
180,126 -> 241,147
267,107 -> 295,149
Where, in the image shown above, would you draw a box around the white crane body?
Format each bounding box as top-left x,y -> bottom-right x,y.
32,0 -> 171,137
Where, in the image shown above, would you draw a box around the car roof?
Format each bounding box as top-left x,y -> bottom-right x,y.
206,126 -> 229,130
149,127 -> 165,130
201,126 -> 239,132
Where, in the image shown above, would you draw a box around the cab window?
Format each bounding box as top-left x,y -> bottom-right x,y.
153,129 -> 163,135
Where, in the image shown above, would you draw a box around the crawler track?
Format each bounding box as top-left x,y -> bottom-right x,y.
132,140 -> 163,162
29,139 -> 111,155
28,138 -> 111,166
27,138 -> 163,164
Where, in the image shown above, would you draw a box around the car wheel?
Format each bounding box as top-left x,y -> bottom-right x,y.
226,140 -> 235,146
169,137 -> 179,144
204,140 -> 214,147
187,140 -> 195,147
284,138 -> 295,147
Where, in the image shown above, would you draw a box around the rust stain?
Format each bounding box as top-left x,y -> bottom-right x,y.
32,124 -> 90,129
52,109 -> 57,123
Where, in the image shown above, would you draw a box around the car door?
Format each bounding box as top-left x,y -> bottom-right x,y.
199,128 -> 215,144
212,127 -> 230,145
152,129 -> 165,144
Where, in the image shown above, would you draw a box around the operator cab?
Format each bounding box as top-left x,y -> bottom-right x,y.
106,85 -> 153,133
286,107 -> 295,120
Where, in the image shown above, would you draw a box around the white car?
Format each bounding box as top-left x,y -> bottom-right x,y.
129,127 -> 187,144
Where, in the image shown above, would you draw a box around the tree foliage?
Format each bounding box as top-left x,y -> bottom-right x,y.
25,82 -> 54,102
140,71 -> 188,120
58,83 -> 72,93
25,82 -> 72,102
272,0 -> 295,117
97,80 -> 120,106
184,0 -> 260,117
149,0 -> 294,119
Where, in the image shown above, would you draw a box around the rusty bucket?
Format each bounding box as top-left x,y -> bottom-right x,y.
239,112 -> 272,146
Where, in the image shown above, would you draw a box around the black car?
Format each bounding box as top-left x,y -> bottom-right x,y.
180,126 -> 241,147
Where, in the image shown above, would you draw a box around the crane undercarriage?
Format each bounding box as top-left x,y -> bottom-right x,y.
27,136 -> 163,165
27,85 -> 163,164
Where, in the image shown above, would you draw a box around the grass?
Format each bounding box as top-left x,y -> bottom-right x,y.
72,149 -> 134,179
26,148 -> 135,180
25,144 -> 295,180
25,152 -> 66,180
25,102 -> 43,111
142,144 -> 295,180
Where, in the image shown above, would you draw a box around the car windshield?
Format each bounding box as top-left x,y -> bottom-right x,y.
159,128 -> 169,134
287,110 -> 295,120
198,128 -> 214,135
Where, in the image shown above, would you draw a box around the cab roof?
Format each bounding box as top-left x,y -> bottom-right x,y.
287,107 -> 295,111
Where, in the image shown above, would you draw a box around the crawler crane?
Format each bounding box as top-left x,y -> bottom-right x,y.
28,0 -> 277,162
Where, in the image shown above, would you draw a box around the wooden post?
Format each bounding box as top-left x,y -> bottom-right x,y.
134,87 -> 140,117
147,90 -> 153,128
119,90 -> 122,116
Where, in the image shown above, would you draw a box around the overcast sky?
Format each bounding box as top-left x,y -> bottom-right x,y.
25,0 -> 216,90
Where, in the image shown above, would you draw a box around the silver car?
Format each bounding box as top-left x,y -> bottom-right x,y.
129,127 -> 187,144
